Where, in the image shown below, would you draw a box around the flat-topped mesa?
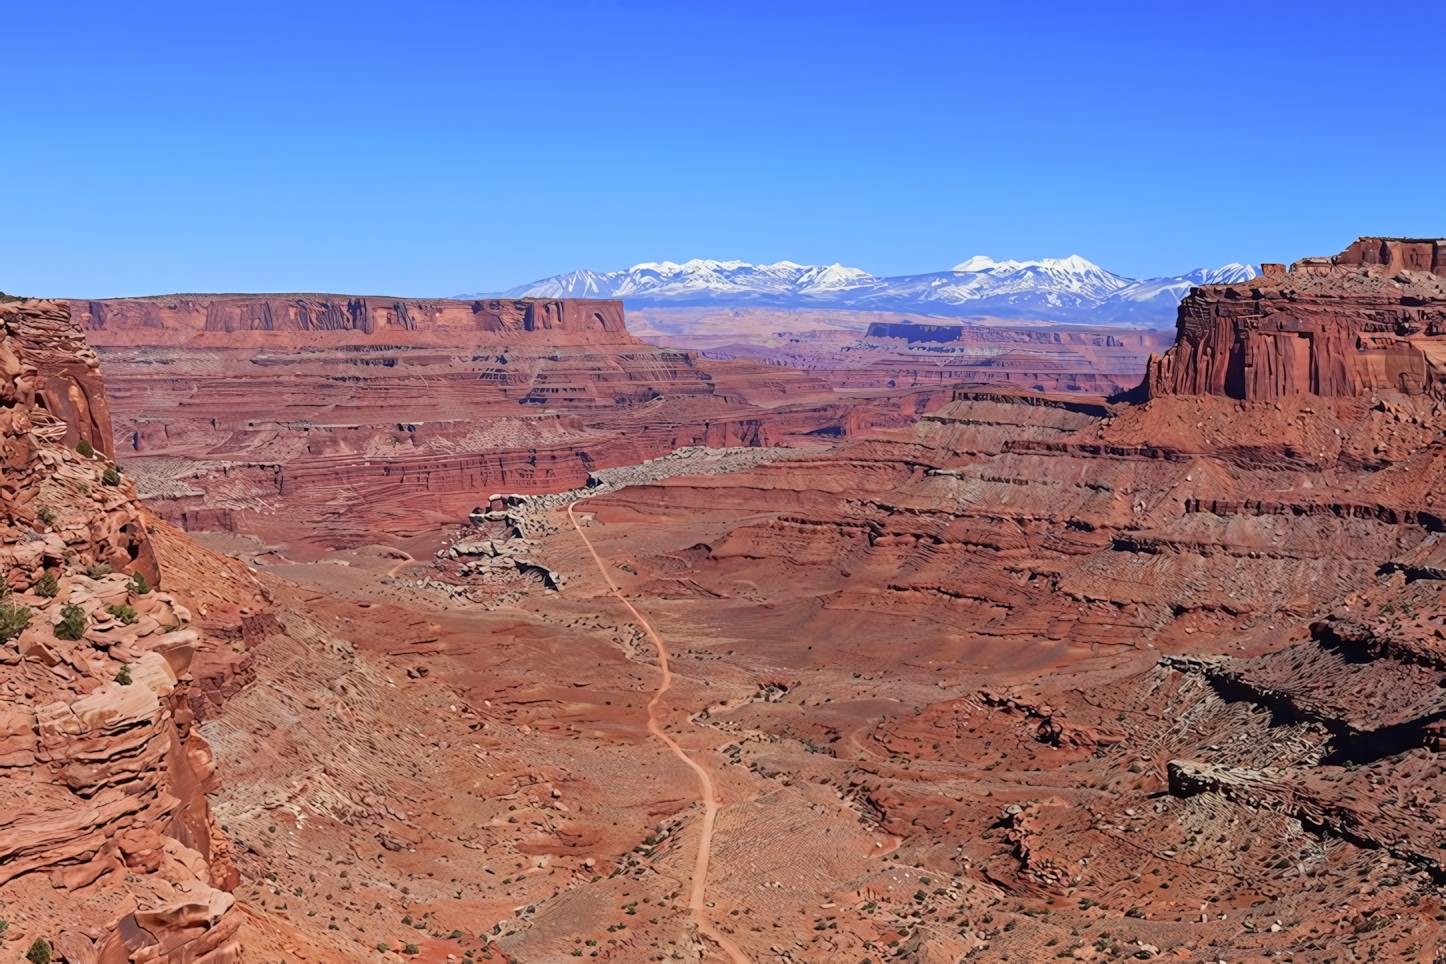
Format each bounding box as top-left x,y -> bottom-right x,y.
75,294 -> 634,348
1148,237 -> 1446,400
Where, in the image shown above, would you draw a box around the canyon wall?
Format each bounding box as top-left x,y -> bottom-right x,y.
11,238 -> 1446,961
78,294 -> 633,348
75,293 -> 957,554
0,299 -> 247,963
1150,237 -> 1446,400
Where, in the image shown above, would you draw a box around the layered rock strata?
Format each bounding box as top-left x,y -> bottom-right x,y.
78,294 -> 630,348
1150,237 -> 1446,400
0,299 -> 246,963
76,293 -> 959,553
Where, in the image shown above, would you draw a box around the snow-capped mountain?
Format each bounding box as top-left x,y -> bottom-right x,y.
842,255 -> 1135,316
458,256 -> 1258,326
489,259 -> 888,302
1112,263 -> 1258,304
1097,263 -> 1259,324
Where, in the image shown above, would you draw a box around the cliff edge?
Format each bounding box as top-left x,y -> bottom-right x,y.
0,299 -> 248,963
75,294 -> 635,349
1149,237 -> 1446,399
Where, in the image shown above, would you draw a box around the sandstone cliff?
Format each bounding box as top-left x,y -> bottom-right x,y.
1150,237 -> 1446,399
0,299 -> 247,963
76,294 -> 634,349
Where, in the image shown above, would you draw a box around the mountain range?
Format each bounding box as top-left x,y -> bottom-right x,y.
458,256 -> 1258,327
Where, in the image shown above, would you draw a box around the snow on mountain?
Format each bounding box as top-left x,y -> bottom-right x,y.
479,259 -> 888,303
1111,263 -> 1258,305
458,256 -> 1259,326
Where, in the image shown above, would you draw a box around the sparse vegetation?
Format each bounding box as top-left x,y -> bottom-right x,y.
35,505 -> 57,526
54,602 -> 87,641
0,603 -> 32,643
116,664 -> 132,686
76,439 -> 94,458
85,562 -> 111,579
26,937 -> 50,964
127,570 -> 150,595
106,603 -> 138,625
102,466 -> 122,486
33,569 -> 58,597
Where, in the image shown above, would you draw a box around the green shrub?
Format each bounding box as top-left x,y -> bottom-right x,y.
76,439 -> 94,458
0,604 -> 31,643
85,563 -> 111,579
376,944 -> 390,954
127,571 -> 150,595
106,603 -> 138,625
26,937 -> 50,964
35,505 -> 57,526
102,467 -> 121,487
404,945 -> 420,956
33,570 -> 58,597
54,603 -> 87,641
116,665 -> 132,686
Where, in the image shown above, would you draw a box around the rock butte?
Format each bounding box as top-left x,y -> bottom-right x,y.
3,238 -> 1446,961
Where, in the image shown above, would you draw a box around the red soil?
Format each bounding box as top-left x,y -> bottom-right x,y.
8,239 -> 1446,963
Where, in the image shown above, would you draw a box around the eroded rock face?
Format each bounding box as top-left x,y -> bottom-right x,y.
1150,237 -> 1446,400
20,238 -> 1446,962
75,293 -> 961,555
0,300 -> 158,592
78,294 -> 630,346
0,299 -> 245,963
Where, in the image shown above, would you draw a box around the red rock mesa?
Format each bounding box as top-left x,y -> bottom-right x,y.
1151,237 -> 1446,399
5,239 -> 1446,962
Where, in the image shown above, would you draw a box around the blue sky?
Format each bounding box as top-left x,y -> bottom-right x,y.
3,1 -> 1442,298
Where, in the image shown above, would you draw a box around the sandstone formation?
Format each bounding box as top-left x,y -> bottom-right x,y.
0,299 -> 249,962
79,295 -> 630,348
634,308 -> 1171,396
1151,237 -> 1446,400
0,300 -> 158,594
76,294 -> 959,556
15,239 -> 1446,962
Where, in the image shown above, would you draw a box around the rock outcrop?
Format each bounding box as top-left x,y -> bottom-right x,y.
78,294 -> 631,348
79,293 -> 962,554
0,300 -> 158,592
0,299 -> 244,963
1150,237 -> 1446,399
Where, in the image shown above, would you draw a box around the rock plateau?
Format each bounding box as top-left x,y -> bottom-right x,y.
6,238 -> 1446,963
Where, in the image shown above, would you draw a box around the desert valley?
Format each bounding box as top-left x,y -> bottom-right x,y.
0,236 -> 1445,964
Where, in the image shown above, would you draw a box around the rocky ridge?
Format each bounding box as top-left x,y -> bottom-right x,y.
78,293 -> 954,556
13,237 -> 1446,962
0,300 -> 257,963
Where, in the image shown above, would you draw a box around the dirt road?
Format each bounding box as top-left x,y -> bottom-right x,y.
567,501 -> 752,964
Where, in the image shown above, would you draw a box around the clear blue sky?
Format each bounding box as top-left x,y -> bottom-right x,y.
3,1 -> 1442,298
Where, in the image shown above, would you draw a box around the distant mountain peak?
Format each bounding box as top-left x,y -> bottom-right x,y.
458,256 -> 1259,327
951,253 -> 1103,274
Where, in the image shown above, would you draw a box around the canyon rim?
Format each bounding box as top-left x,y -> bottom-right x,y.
2,237 -> 1446,964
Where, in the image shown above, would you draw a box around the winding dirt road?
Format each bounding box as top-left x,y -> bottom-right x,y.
567,501 -> 752,964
